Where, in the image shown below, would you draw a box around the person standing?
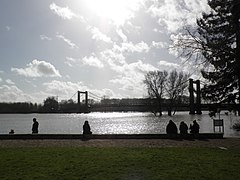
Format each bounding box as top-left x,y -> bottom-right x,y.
32,118 -> 39,134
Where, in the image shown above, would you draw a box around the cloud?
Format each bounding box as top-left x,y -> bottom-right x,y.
82,55 -> 104,68
88,27 -> 112,43
158,60 -> 180,69
64,57 -> 76,67
100,42 -> 156,96
101,88 -> 116,97
0,77 -> 2,83
147,0 -> 209,32
6,79 -> 15,85
40,35 -> 52,41
101,49 -> 126,72
109,60 -> 157,96
65,55 -> 104,68
113,41 -> 150,54
5,26 -> 11,31
116,28 -> 128,42
43,80 -> 87,98
11,59 -> 61,77
89,88 -> 119,99
56,34 -> 79,49
151,41 -> 168,49
0,85 -> 34,102
124,21 -> 141,34
100,41 -> 150,73
122,41 -> 150,53
49,3 -> 77,20
43,80 -> 120,101
153,28 -> 164,33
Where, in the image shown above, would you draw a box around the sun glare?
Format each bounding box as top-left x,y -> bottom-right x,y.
86,0 -> 142,26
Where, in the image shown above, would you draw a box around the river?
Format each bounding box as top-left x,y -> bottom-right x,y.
0,111 -> 240,137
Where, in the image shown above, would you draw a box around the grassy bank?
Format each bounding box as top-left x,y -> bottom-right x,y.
0,147 -> 239,179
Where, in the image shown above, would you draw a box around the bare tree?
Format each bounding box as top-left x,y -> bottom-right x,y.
144,70 -> 168,116
144,70 -> 189,116
170,28 -> 207,65
165,70 -> 190,116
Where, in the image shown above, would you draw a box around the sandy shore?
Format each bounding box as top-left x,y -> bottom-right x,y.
0,138 -> 240,149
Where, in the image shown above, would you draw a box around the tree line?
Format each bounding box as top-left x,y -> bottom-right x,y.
0,98 -> 77,113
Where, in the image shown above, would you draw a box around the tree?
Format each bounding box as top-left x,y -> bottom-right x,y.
165,70 -> 190,116
144,70 -> 168,116
171,0 -> 239,108
144,70 -> 189,116
59,99 -> 77,112
43,96 -> 59,112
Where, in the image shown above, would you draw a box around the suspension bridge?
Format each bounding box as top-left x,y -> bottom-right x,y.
59,79 -> 229,114
68,91 -> 102,113
64,78 -> 204,114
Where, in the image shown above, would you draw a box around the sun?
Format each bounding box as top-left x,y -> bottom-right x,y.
86,0 -> 142,26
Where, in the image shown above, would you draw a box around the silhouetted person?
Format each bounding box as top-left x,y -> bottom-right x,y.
83,121 -> 92,135
179,121 -> 188,135
190,120 -> 200,134
9,129 -> 14,134
32,118 -> 39,134
166,120 -> 178,134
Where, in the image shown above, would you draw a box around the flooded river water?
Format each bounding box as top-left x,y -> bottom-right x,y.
0,111 -> 240,137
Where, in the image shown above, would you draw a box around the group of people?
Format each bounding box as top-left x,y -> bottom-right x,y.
166,119 -> 200,135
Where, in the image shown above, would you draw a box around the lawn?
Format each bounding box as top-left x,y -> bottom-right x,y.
0,147 -> 239,179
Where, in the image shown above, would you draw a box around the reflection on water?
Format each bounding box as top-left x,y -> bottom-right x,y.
0,111 -> 240,137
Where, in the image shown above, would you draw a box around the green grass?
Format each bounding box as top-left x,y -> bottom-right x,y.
0,147 -> 240,179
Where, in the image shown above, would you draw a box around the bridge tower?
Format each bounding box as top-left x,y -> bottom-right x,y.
77,91 -> 89,113
189,79 -> 202,114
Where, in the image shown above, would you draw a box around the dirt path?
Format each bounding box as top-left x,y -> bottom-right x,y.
0,138 -> 240,149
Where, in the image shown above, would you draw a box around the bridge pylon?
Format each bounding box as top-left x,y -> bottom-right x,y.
77,91 -> 90,113
189,79 -> 202,115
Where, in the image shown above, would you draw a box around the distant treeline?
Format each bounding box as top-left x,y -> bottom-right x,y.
0,96 -> 190,113
0,101 -> 77,113
0,102 -> 39,113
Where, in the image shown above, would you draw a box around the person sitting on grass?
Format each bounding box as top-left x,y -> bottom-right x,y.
83,121 -> 92,135
166,120 -> 178,134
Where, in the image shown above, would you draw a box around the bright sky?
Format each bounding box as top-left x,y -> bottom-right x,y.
0,0 -> 209,103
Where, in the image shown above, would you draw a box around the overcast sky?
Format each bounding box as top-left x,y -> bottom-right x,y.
0,0 -> 209,103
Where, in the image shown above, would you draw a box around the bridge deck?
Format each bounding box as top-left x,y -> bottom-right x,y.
0,133 -> 224,140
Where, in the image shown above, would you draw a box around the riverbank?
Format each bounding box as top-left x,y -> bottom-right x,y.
1,138 -> 240,149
